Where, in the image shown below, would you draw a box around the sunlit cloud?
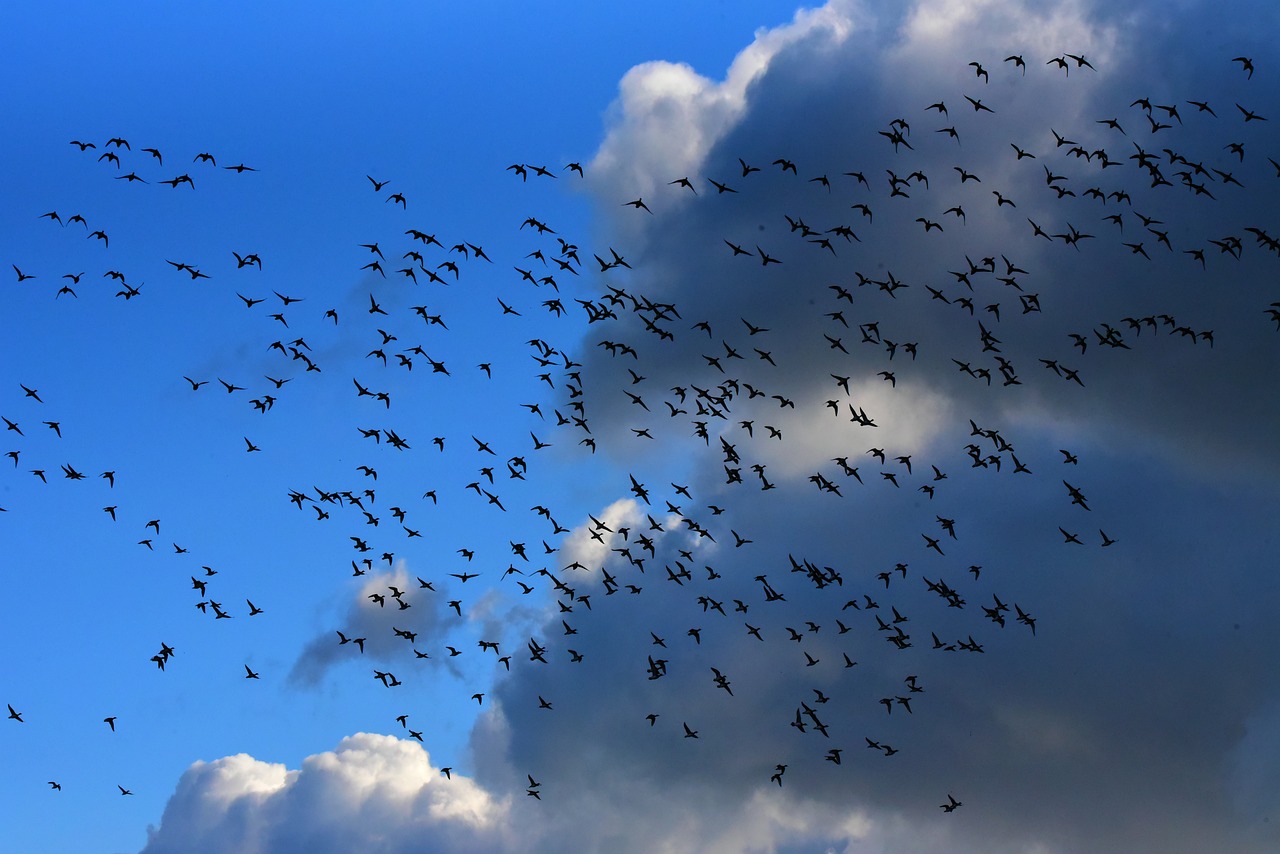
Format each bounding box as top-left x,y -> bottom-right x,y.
143,734 -> 510,854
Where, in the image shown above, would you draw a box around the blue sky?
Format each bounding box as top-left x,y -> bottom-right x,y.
3,1 -> 1279,852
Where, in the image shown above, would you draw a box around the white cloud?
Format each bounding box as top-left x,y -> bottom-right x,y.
143,733 -> 510,854
557,496 -> 647,574
587,3 -> 858,206
729,376 -> 957,479
892,0 -> 1115,70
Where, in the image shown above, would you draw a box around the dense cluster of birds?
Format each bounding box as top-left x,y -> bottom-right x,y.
4,49 -> 1276,825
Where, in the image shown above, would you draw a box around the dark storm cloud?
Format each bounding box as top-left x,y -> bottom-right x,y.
579,0 -> 1279,480
473,0 -> 1280,850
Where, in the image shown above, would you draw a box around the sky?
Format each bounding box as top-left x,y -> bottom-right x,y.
2,0 -> 1279,852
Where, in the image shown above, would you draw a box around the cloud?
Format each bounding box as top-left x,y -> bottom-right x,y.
1227,699 -> 1280,829
587,3 -> 858,208
143,733 -> 510,854
145,1 -> 1280,851
576,0 -> 1280,481
467,0 -> 1280,851
290,563 -> 462,686
145,725 -> 892,854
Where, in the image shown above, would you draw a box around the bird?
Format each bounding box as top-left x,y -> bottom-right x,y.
964,95 -> 994,113
1236,103 -> 1267,123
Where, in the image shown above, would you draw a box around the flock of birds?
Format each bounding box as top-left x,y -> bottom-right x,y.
4,47 -> 1277,830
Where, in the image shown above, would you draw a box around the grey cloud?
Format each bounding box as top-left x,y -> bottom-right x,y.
574,0 -> 1280,482
465,0 -> 1280,851
290,564 -> 465,687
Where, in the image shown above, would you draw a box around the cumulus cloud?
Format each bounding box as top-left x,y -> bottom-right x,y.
587,2 -> 858,207
143,734 -> 510,854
